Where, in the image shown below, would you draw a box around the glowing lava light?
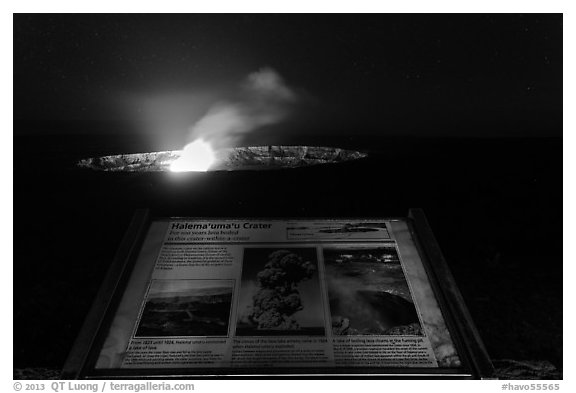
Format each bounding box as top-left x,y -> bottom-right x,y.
170,139 -> 216,172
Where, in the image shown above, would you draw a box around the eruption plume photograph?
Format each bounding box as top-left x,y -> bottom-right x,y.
236,248 -> 325,336
324,244 -> 422,336
135,280 -> 233,337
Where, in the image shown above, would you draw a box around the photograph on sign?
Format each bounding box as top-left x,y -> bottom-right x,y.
135,279 -> 234,337
324,244 -> 423,336
236,248 -> 325,336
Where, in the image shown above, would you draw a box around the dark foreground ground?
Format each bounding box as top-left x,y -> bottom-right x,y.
13,131 -> 562,378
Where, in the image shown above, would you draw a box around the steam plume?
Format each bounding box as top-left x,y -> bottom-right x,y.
186,67 -> 298,149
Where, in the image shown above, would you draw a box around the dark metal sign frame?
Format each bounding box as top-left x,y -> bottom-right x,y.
63,208 -> 493,379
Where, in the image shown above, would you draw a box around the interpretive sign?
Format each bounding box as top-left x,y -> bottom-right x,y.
64,210 -> 493,378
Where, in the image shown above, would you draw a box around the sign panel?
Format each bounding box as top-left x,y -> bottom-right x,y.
91,218 -> 463,374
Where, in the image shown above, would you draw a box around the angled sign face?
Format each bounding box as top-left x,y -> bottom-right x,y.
64,210 -> 492,379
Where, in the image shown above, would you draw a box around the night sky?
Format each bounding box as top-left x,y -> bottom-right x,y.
14,14 -> 562,138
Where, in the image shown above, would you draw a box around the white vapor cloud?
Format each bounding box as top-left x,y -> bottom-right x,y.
186,67 -> 299,149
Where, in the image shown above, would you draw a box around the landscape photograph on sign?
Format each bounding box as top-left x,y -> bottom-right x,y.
135,279 -> 234,337
287,221 -> 390,241
236,247 -> 326,336
323,244 -> 423,336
